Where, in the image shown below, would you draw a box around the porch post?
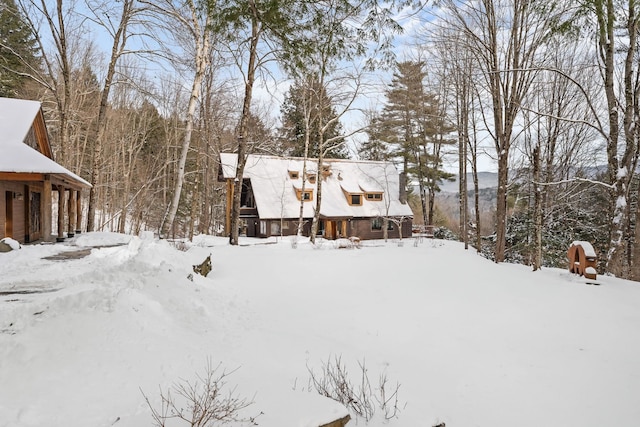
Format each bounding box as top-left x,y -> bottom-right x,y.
42,175 -> 52,242
68,190 -> 77,238
225,179 -> 233,236
57,186 -> 66,242
76,191 -> 82,234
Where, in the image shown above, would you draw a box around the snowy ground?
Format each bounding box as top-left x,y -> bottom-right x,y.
1,232 -> 639,427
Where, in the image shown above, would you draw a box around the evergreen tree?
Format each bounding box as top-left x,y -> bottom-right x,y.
380,60 -> 453,224
0,0 -> 40,97
359,114 -> 389,161
278,76 -> 348,159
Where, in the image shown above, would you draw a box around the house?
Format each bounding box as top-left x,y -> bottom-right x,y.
0,97 -> 91,244
218,153 -> 413,240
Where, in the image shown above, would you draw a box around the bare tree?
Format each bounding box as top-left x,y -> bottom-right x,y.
84,0 -> 140,232
138,0 -> 218,238
438,0 -> 567,262
586,0 -> 640,277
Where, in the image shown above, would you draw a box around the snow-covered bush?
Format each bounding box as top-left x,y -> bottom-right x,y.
433,226 -> 457,241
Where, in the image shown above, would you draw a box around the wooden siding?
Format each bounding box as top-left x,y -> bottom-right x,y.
1,181 -> 46,243
1,181 -> 28,242
348,217 -> 412,240
34,110 -> 53,158
250,217 -> 412,241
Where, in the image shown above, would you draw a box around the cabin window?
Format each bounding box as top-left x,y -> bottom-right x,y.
349,194 -> 362,206
289,170 -> 299,179
371,218 -> 393,231
366,193 -> 383,201
260,220 -> 267,235
296,188 -> 313,201
241,179 -> 255,208
270,221 -> 281,235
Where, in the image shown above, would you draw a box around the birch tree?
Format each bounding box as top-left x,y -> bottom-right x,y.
138,0 -> 218,238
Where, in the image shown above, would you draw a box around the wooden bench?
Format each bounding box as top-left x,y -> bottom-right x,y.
568,241 -> 597,280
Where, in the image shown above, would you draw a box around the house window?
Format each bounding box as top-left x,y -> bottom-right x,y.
350,194 -> 362,206
366,193 -> 382,201
296,188 -> 313,201
372,218 -> 393,231
289,170 -> 299,179
241,179 -> 255,208
270,221 -> 281,235
260,220 -> 267,235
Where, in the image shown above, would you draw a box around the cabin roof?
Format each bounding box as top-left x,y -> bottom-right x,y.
220,153 -> 413,220
0,97 -> 41,143
0,97 -> 91,188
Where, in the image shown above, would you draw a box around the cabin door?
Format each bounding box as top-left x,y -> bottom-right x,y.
28,191 -> 42,242
5,191 -> 13,238
324,220 -> 346,240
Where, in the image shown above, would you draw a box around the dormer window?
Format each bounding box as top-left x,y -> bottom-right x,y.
288,170 -> 299,179
349,194 -> 362,206
321,164 -> 332,178
295,188 -> 313,201
366,192 -> 383,201
306,173 -> 317,184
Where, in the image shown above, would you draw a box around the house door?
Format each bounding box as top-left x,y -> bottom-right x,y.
324,220 -> 346,240
28,191 -> 41,242
5,191 -> 13,238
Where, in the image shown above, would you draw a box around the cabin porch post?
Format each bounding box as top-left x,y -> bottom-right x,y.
57,186 -> 66,242
42,175 -> 53,242
76,191 -> 82,234
68,190 -> 77,238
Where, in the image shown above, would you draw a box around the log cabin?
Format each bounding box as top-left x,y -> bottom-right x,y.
218,153 -> 413,240
0,97 -> 91,244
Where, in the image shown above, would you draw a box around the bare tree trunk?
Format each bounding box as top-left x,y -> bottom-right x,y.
459,114 -> 468,249
230,1 -> 260,246
87,0 -> 136,231
160,1 -> 213,237
601,0 -> 638,277
532,143 -> 542,271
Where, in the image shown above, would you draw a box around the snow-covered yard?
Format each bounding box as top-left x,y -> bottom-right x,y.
1,233 -> 639,427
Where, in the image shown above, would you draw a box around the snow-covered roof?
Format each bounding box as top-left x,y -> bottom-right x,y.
0,97 -> 91,188
220,153 -> 413,219
0,97 -> 42,143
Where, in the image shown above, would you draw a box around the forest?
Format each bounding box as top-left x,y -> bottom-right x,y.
1,0 -> 639,280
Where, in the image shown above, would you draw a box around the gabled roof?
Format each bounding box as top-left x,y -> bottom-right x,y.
0,97 -> 91,188
220,153 -> 413,220
0,97 -> 42,144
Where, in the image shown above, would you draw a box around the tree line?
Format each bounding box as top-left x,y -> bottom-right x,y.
1,0 -> 639,280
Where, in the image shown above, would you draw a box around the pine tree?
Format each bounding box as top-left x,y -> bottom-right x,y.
380,61 -> 453,225
0,0 -> 40,97
278,76 -> 348,159
359,114 -> 389,161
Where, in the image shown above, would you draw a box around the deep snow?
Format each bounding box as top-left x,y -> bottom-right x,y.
1,232 -> 639,427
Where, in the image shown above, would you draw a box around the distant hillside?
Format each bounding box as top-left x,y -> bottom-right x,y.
438,172 -> 498,194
